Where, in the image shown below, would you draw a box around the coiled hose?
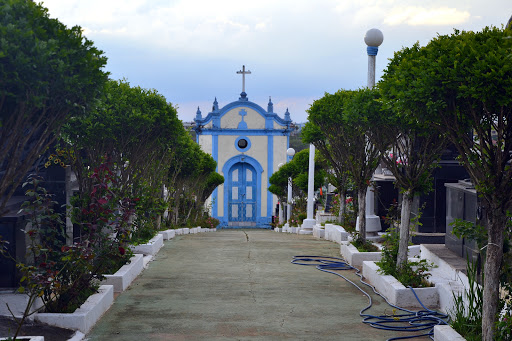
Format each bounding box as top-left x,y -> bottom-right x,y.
291,255 -> 449,340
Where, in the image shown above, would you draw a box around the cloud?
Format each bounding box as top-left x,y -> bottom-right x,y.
384,7 -> 471,26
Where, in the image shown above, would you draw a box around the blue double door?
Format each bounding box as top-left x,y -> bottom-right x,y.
228,162 -> 257,226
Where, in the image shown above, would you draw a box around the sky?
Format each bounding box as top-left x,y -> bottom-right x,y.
41,0 -> 511,123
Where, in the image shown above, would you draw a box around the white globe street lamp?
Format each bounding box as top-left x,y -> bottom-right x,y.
286,148 -> 295,225
364,28 -> 383,89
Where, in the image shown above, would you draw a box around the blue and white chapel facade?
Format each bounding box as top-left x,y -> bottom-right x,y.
194,68 -> 293,228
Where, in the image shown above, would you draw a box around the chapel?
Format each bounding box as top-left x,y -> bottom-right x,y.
194,66 -> 293,228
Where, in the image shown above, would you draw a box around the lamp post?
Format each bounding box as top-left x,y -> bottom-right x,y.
364,28 -> 383,89
358,28 -> 383,236
278,162 -> 284,224
299,144 -> 316,234
286,148 -> 295,228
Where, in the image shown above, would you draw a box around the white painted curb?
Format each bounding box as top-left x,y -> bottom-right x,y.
340,242 -> 381,268
67,331 -> 85,341
35,285 -> 114,334
158,229 -> 176,240
102,254 -> 144,292
1,337 -> 44,341
324,224 -> 349,244
130,234 -> 164,256
434,325 -> 466,341
313,226 -> 325,239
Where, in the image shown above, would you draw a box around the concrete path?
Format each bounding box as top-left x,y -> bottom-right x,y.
86,230 -> 430,340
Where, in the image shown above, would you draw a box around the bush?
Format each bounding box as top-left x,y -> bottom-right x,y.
376,227 -> 434,288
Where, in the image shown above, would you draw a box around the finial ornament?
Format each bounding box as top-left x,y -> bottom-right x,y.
267,96 -> 274,113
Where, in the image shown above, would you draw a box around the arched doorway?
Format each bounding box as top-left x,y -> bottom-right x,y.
227,162 -> 257,227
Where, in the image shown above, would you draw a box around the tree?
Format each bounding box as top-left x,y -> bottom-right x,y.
0,0 -> 108,215
381,27 -> 512,340
302,121 -> 352,223
360,85 -> 449,268
165,132 -> 223,226
307,90 -> 381,243
62,79 -> 182,198
269,148 -> 326,219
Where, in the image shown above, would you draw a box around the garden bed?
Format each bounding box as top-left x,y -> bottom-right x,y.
130,233 -> 164,256
362,261 -> 439,309
34,285 -> 114,334
102,254 -> 144,293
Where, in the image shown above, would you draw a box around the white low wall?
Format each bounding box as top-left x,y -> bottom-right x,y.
0,337 -> 44,341
340,242 -> 381,268
35,285 -> 114,334
434,325 -> 466,341
324,224 -> 349,244
420,245 -> 468,315
102,254 -> 144,293
362,261 -> 439,309
313,226 -> 325,239
158,229 -> 176,240
130,234 -> 164,256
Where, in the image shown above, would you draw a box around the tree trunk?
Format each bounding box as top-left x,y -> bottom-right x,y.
357,189 -> 366,242
396,189 -> 413,268
481,212 -> 505,341
337,190 -> 346,224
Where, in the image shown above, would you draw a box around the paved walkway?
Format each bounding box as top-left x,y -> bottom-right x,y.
86,230 -> 430,340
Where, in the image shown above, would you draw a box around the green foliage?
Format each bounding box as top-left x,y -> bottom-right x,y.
289,134 -> 308,153
307,89 -> 382,241
195,216 -> 220,229
450,260 -> 483,341
268,148 -> 326,211
376,227 -> 434,288
0,0 -> 108,215
450,219 -> 488,250
351,235 -> 379,252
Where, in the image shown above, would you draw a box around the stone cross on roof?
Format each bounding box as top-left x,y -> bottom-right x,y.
236,65 -> 251,93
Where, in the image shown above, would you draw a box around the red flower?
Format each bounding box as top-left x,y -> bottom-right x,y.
61,246 -> 70,252
39,262 -> 47,268
27,230 -> 36,237
119,246 -> 126,255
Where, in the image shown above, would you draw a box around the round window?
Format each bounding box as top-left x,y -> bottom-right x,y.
237,139 -> 248,149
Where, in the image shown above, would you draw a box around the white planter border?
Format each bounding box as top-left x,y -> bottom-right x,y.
158,229 -> 176,240
130,234 -> 163,256
362,261 -> 439,309
34,285 -> 114,334
324,224 -> 349,244
101,254 -> 144,293
312,225 -> 325,239
340,242 -> 382,268
434,325 -> 466,341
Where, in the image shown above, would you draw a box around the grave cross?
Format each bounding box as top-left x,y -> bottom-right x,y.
236,65 -> 251,93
